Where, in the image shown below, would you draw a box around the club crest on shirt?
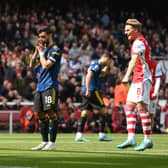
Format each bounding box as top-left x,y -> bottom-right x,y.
93,65 -> 99,71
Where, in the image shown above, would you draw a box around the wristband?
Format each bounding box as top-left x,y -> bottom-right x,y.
39,51 -> 44,56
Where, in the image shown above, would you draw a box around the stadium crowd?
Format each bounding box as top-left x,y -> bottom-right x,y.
0,1 -> 168,133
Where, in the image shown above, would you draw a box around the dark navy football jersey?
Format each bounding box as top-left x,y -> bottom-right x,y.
82,59 -> 102,93
36,45 -> 62,91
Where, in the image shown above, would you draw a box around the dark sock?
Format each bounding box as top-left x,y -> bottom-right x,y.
38,118 -> 49,142
49,117 -> 58,142
99,114 -> 106,133
77,117 -> 87,132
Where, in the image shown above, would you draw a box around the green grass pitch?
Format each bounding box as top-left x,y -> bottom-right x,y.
0,133 -> 168,168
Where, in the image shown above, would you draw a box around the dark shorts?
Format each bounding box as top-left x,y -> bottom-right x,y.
79,90 -> 105,111
34,88 -> 58,113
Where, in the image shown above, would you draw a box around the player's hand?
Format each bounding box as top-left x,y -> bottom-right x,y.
85,90 -> 91,97
151,93 -> 157,99
122,76 -> 129,84
36,38 -> 45,52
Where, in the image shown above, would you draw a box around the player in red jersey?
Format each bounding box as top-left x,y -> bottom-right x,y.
117,19 -> 153,151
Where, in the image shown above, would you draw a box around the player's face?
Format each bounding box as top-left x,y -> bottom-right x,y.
125,25 -> 137,41
38,32 -> 49,47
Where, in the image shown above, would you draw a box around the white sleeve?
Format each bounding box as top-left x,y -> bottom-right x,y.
132,40 -> 145,56
154,77 -> 161,96
155,62 -> 162,77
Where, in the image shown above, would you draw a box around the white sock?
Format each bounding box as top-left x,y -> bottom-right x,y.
99,132 -> 105,138
128,133 -> 135,140
76,132 -> 82,139
144,135 -> 152,142
48,141 -> 55,145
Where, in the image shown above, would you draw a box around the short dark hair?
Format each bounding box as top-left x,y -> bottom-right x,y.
102,50 -> 112,59
38,26 -> 51,34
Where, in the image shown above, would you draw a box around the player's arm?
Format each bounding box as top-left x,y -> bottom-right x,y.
122,53 -> 138,83
29,48 -> 38,68
37,39 -> 56,70
40,49 -> 60,69
153,77 -> 161,98
85,70 -> 93,97
39,52 -> 54,70
152,63 -> 162,98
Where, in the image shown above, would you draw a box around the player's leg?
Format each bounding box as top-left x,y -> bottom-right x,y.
117,83 -> 137,148
75,109 -> 90,142
98,107 -> 112,141
41,88 -> 58,150
32,92 -> 49,150
75,95 -> 91,142
135,103 -> 153,151
135,80 -> 153,151
117,102 -> 136,148
91,90 -> 112,141
41,109 -> 58,150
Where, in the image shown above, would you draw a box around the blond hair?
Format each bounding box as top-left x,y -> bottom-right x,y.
125,19 -> 142,31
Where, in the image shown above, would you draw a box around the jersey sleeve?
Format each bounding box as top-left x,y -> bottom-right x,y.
155,62 -> 162,77
48,46 -> 61,63
88,61 -> 100,73
132,39 -> 145,56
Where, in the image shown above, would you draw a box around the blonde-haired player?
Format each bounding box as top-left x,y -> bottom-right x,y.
117,19 -> 153,151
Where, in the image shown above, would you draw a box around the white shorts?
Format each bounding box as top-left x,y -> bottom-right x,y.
127,80 -> 152,105
148,98 -> 158,114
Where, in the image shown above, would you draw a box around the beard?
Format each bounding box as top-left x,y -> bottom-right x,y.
44,40 -> 49,48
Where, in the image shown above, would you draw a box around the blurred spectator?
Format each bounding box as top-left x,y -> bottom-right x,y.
159,88 -> 166,99
57,111 -> 67,133
153,103 -> 162,133
59,75 -> 76,102
109,98 -> 126,133
100,8 -> 110,28
0,60 -> 4,88
6,81 -> 22,108
19,106 -> 38,133
13,73 -> 25,97
114,78 -> 128,107
69,56 -> 83,72
68,42 -> 81,60
60,47 -> 70,77
73,84 -> 82,102
23,81 -> 36,101
0,80 -> 9,98
66,112 -> 78,133
66,97 -> 74,115
0,80 -> 22,107
4,58 -> 16,82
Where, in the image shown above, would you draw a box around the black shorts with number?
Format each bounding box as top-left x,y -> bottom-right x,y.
34,88 -> 58,113
79,90 -> 105,111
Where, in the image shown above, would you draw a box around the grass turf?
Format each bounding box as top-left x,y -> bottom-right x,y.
0,133 -> 167,168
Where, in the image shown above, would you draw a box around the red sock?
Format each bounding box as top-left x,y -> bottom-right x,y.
137,107 -> 152,135
124,104 -> 136,136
